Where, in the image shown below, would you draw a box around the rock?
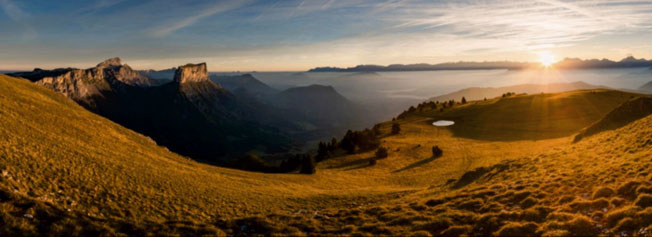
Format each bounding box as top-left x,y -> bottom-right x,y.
174,63 -> 209,83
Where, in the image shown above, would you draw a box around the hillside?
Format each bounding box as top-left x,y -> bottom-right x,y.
210,74 -> 278,98
428,81 -> 605,102
7,60 -> 296,162
417,89 -> 643,140
4,74 -> 652,235
272,84 -> 369,127
640,81 -> 652,92
575,97 -> 652,141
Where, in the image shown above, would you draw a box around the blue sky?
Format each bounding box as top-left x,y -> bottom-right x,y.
1,0 -> 652,71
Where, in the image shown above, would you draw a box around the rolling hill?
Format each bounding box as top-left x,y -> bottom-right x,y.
272,84 -> 369,128
210,74 -> 279,98
418,89 -> 643,140
574,97 -> 652,141
4,72 -> 652,235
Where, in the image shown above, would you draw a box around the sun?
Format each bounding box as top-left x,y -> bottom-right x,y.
538,51 -> 557,67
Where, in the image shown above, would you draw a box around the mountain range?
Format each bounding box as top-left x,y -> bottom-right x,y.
6,58 -> 374,163
309,56 -> 652,72
428,81 -> 608,102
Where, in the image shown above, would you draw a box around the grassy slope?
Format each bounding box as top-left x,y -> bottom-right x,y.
3,73 -> 652,235
0,74 -> 389,233
420,90 -> 642,140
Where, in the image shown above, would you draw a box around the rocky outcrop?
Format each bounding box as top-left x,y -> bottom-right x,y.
174,63 -> 209,84
35,69 -> 110,105
10,57 -> 156,88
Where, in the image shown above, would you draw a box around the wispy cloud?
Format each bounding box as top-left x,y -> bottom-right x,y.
0,0 -> 28,21
148,0 -> 251,37
0,0 -> 36,37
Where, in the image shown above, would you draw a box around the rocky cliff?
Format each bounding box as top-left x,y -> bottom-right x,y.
174,63 -> 209,84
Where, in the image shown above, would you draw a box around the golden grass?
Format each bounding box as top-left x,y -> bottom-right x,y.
419,90 -> 643,140
3,73 -> 652,235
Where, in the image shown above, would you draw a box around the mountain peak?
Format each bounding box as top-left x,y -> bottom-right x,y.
96,57 -> 122,68
174,63 -> 209,83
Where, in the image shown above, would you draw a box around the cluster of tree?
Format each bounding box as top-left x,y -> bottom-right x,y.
340,128 -> 381,154
316,138 -> 339,162
502,92 -> 516,98
398,99 -> 467,118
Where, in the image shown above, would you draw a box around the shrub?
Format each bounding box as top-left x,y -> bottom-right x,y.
592,187 -> 615,199
440,225 -> 470,236
494,222 -> 538,236
375,147 -> 388,159
369,159 -> 377,166
391,123 -> 401,135
461,97 -> 467,104
635,194 -> 652,208
564,216 -> 600,236
432,146 -> 443,158
617,180 -> 643,200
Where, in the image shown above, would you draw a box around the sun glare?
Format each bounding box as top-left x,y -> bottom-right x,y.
538,51 -> 557,67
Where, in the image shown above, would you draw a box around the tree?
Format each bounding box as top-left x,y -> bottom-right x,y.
316,142 -> 328,161
391,123 -> 401,135
375,147 -> 388,159
329,137 -> 338,150
432,146 -> 443,158
300,154 -> 316,174
340,130 -> 356,154
461,97 -> 467,104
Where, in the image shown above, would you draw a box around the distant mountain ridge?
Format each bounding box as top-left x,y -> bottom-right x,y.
309,56 -> 652,72
210,74 -> 279,98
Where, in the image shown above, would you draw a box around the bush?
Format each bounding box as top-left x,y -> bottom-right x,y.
391,123 -> 401,135
432,146 -> 443,158
593,187 -> 615,199
375,147 -> 388,159
635,194 -> 652,208
494,222 -> 538,236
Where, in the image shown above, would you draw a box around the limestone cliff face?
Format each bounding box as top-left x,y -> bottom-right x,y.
35,68 -> 110,106
174,63 -> 209,84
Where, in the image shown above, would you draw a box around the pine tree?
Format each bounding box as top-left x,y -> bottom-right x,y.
300,154 -> 316,174
461,97 -> 467,104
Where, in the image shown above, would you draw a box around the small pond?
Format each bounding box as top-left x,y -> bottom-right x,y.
432,120 -> 455,127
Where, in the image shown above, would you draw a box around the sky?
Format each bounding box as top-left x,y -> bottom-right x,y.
1,0 -> 652,71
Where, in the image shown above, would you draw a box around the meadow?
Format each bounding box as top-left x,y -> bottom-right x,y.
2,73 -> 652,235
